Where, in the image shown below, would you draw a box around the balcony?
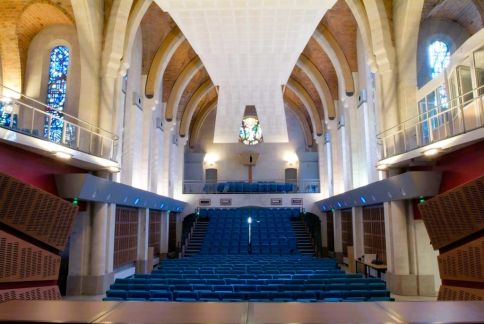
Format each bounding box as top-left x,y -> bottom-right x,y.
0,85 -> 119,170
183,179 -> 320,194
377,37 -> 484,165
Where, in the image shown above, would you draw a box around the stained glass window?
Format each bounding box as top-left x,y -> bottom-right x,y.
239,116 -> 263,145
429,40 -> 450,79
45,45 -> 70,143
0,98 -> 17,128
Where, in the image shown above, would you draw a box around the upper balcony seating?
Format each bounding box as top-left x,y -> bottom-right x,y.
203,181 -> 297,193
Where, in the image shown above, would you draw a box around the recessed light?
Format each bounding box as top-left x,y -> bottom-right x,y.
376,164 -> 388,171
423,147 -> 442,157
54,151 -> 72,160
107,166 -> 120,173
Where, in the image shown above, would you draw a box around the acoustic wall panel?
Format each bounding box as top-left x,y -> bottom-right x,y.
438,237 -> 484,282
438,285 -> 484,301
0,231 -> 60,283
0,286 -> 61,303
0,173 -> 78,251
419,176 -> 484,250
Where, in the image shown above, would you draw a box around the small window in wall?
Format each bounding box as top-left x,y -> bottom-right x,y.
45,46 -> 70,143
362,205 -> 386,264
114,206 -> 138,269
341,209 -> 353,257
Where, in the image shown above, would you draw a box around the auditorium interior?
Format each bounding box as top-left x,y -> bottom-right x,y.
0,0 -> 484,323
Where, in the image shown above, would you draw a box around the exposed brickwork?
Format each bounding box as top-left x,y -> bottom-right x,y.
302,38 -> 339,100
290,65 -> 324,119
140,2 -> 176,74
422,0 -> 483,35
176,68 -> 210,120
162,40 -> 198,102
321,0 -> 358,72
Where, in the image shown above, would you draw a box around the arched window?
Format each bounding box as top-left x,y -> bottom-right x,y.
45,45 -> 70,143
239,116 -> 263,146
428,40 -> 450,79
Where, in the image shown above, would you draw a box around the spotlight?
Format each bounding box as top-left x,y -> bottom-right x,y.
53,151 -> 72,160
423,147 -> 442,157
247,217 -> 252,224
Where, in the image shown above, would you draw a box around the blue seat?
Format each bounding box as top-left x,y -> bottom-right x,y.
323,298 -> 343,302
247,292 -> 271,301
213,285 -> 233,292
199,291 -> 220,301
174,291 -> 198,302
220,292 -> 244,302
295,291 -> 317,302
106,289 -> 127,299
171,284 -> 192,292
272,292 -> 294,302
128,290 -> 150,299
234,285 -> 256,292
150,290 -> 172,301
103,297 -> 123,301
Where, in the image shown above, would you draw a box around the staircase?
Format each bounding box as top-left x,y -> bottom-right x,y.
291,218 -> 315,255
183,219 -> 209,257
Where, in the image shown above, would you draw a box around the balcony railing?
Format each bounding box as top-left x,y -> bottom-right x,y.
0,85 -> 118,161
183,179 -> 320,194
377,85 -> 484,160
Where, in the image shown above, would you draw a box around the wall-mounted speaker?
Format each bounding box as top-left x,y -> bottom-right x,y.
357,89 -> 367,108
132,92 -> 142,109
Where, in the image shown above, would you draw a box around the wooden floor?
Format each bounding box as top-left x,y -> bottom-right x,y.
0,300 -> 483,323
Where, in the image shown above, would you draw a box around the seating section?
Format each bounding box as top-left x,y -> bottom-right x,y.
199,208 -> 299,255
104,208 -> 391,303
203,181 -> 297,193
104,255 -> 392,302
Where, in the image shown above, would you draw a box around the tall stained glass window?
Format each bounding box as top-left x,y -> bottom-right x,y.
428,40 -> 450,79
45,45 -> 70,143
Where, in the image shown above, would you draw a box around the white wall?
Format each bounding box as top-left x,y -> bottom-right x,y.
196,107 -> 311,182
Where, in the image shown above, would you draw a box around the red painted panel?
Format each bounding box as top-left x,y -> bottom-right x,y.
435,141 -> 484,193
0,143 -> 84,195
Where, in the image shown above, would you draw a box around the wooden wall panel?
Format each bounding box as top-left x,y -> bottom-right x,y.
0,173 -> 78,251
114,206 -> 138,269
341,209 -> 353,257
438,285 -> 484,301
363,205 -> 386,263
0,231 -> 60,283
149,210 -> 161,256
419,176 -> 484,250
438,237 -> 484,282
0,286 -> 61,303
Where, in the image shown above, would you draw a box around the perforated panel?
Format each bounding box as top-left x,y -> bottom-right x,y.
0,173 -> 78,251
0,285 -> 61,303
149,210 -> 161,256
363,205 -> 386,263
341,209 -> 353,257
438,285 -> 484,301
438,236 -> 484,282
419,176 -> 484,250
0,231 -> 60,283
114,206 -> 138,269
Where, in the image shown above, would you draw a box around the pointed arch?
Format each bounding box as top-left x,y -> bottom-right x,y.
179,79 -> 215,137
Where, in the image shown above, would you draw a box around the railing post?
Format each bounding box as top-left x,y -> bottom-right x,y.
47,115 -> 52,140
76,126 -> 81,150
61,121 -> 67,145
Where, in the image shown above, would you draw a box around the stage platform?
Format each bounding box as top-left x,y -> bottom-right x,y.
0,300 -> 483,323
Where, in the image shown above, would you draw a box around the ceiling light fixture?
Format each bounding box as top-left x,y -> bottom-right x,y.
53,151 -> 72,160
423,147 -> 442,157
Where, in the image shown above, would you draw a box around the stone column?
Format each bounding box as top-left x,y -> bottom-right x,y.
333,210 -> 343,263
136,208 -> 150,274
384,200 -> 417,295
315,136 -> 328,197
67,202 -> 115,295
352,207 -> 365,260
160,119 -> 174,196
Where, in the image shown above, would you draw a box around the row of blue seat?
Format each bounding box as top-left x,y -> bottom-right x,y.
202,182 -> 298,193
105,289 -> 392,302
110,282 -> 387,292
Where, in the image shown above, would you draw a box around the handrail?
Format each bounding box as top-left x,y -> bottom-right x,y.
377,85 -> 483,140
1,83 -> 118,140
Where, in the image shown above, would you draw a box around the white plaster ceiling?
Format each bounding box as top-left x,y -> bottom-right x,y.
157,0 -> 336,143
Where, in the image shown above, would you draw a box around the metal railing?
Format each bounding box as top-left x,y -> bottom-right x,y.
183,179 -> 320,194
377,85 -> 484,160
0,84 -> 119,161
